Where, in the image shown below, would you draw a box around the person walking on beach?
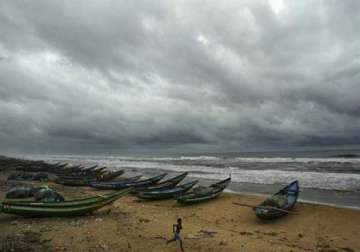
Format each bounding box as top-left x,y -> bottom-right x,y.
166,218 -> 184,251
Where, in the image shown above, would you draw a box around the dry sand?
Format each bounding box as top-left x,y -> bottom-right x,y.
0,174 -> 359,252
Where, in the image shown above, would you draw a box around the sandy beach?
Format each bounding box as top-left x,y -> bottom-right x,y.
0,170 -> 359,252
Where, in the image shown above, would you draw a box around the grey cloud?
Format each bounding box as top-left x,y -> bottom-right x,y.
1,0 -> 360,154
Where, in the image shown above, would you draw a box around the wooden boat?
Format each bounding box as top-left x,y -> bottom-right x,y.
57,169 -> 123,181
134,172 -> 188,193
117,173 -> 167,189
3,190 -> 122,208
177,177 -> 231,204
55,170 -> 124,186
49,162 -> 61,168
60,165 -> 98,176
0,188 -> 131,217
56,165 -> 83,174
89,175 -> 142,189
97,170 -> 124,181
137,180 -> 198,200
90,174 -> 167,190
57,173 -> 98,180
57,165 -> 103,176
76,169 -> 105,177
49,163 -> 68,172
70,167 -> 107,176
254,180 -> 299,220
55,163 -> 68,169
55,178 -> 91,186
81,165 -> 99,172
93,167 -> 108,173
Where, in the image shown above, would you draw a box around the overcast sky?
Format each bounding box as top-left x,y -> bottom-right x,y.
1,0 -> 360,154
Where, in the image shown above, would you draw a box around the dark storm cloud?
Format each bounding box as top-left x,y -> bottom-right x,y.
1,0 -> 360,154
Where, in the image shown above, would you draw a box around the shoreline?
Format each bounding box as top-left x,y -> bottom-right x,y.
101,168 -> 360,209
2,153 -> 360,209
20,153 -> 360,209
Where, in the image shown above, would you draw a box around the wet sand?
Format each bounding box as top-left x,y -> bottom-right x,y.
0,173 -> 359,252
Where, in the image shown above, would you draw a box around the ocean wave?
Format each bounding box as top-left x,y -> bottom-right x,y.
232,157 -> 360,163
113,164 -> 360,191
144,156 -> 221,161
188,169 -> 360,191
26,154 -> 360,191
28,154 -> 360,164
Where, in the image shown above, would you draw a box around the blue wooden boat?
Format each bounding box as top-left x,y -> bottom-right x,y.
134,172 -> 188,193
89,174 -> 166,190
137,180 -> 198,200
177,177 -> 231,204
89,175 -> 142,189
254,180 -> 299,220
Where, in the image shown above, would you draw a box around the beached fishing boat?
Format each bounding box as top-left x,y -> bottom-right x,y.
56,165 -> 103,176
56,174 -> 97,181
55,170 -> 125,186
53,163 -> 68,169
89,173 -> 167,190
44,163 -> 68,173
97,170 -> 124,181
56,170 -> 104,180
137,180 -> 198,200
79,165 -> 99,172
134,172 -> 188,193
89,175 -> 142,189
3,190 -> 121,207
55,178 -> 91,186
177,177 -> 231,204
55,164 -> 84,174
0,188 -> 131,217
57,169 -> 123,181
59,166 -> 100,176
254,180 -> 299,220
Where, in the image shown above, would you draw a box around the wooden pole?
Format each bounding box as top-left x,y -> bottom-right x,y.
232,202 -> 296,214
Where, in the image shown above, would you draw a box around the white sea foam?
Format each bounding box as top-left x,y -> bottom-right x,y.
190,169 -> 360,191
232,157 -> 360,163
27,154 -> 360,163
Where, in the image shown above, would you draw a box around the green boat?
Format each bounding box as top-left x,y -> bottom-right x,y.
177,177 -> 231,204
0,188 -> 131,217
2,190 -> 126,208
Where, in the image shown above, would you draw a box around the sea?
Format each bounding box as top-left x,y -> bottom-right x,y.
25,149 -> 360,209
